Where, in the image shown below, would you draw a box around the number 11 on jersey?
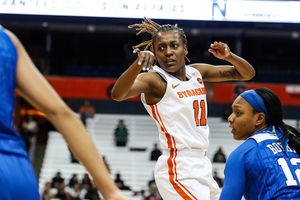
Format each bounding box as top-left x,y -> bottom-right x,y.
193,100 -> 207,126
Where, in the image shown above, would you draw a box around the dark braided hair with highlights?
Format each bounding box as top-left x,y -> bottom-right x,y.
128,17 -> 189,62
254,87 -> 300,156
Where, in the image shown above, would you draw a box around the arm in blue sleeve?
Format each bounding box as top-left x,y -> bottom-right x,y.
219,143 -> 248,200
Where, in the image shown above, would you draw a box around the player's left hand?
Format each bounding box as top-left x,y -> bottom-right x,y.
208,41 -> 231,60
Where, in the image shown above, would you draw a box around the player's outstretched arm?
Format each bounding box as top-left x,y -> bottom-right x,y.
192,41 -> 255,82
6,29 -> 128,200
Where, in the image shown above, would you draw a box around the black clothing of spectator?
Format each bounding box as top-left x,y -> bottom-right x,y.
213,147 -> 227,163
150,143 -> 162,161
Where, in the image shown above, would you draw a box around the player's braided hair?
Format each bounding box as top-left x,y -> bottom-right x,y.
128,17 -> 189,62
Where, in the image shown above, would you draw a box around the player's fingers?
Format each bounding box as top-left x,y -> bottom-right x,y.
210,41 -> 220,49
133,48 -> 141,57
142,54 -> 152,71
221,43 -> 229,51
147,57 -> 155,70
138,55 -> 145,66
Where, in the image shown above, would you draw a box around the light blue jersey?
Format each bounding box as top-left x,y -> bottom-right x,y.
0,26 -> 40,200
220,126 -> 300,200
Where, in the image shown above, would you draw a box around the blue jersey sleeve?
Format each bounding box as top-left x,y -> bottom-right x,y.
219,140 -> 256,200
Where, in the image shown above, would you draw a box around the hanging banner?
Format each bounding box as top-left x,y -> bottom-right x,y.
1,0 -> 299,24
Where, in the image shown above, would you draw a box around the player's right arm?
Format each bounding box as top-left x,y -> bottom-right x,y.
111,49 -> 156,101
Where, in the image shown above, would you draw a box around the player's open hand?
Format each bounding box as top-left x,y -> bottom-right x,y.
208,41 -> 231,60
133,48 -> 155,71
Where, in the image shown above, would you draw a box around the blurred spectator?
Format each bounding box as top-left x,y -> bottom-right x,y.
144,186 -> 160,200
56,182 -> 67,199
213,171 -> 223,188
102,156 -> 111,174
69,182 -> 86,200
65,191 -> 74,200
114,173 -> 131,190
22,115 -> 38,154
296,120 -> 300,131
221,107 -> 231,122
42,182 -> 56,200
69,174 -> 79,188
84,182 -> 102,200
213,147 -> 227,163
78,100 -> 96,126
150,143 -> 162,161
147,173 -> 161,200
81,173 -> 92,190
114,120 -> 129,146
51,172 -> 65,188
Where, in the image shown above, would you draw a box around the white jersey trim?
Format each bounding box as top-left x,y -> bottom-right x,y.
250,133 -> 278,144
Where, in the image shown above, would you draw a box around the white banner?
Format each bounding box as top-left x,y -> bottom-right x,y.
0,0 -> 299,23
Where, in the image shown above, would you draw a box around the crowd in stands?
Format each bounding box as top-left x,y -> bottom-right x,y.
42,172 -> 102,200
40,116 -> 234,200
41,170 -> 164,200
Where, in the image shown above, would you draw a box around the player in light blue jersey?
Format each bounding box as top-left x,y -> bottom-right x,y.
220,87 -> 300,200
0,27 -> 128,200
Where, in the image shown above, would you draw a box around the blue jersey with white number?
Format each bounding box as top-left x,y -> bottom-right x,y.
220,126 -> 300,200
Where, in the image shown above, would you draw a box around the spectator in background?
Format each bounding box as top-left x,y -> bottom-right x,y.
68,174 -> 79,188
147,173 -> 161,200
78,100 -> 96,126
213,147 -> 227,163
150,143 -> 162,161
65,192 -> 74,200
213,171 -> 223,188
22,115 -> 38,153
51,172 -> 65,188
55,182 -> 67,199
114,173 -> 131,190
69,182 -> 86,200
84,182 -> 102,200
114,120 -> 129,146
42,182 -> 55,200
81,173 -> 92,190
296,119 -> 300,131
144,186 -> 160,200
221,107 -> 231,122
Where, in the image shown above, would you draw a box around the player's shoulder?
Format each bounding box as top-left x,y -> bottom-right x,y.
231,138 -> 257,159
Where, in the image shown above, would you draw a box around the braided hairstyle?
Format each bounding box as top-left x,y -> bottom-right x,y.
254,87 -> 300,156
128,17 -> 189,62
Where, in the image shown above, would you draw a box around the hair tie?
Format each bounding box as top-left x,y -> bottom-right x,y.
240,90 -> 270,120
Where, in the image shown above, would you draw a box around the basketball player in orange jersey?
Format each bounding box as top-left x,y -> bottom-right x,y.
111,18 -> 255,200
